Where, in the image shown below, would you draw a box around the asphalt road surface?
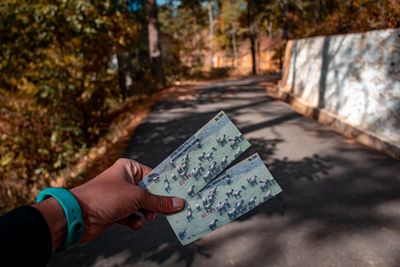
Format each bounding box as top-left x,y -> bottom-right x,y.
50,76 -> 400,267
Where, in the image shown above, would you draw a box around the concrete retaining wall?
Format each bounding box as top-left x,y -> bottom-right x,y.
278,28 -> 400,157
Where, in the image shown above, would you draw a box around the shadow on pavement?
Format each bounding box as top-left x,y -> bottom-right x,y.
50,75 -> 400,267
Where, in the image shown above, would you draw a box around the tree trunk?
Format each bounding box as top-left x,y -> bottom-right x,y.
247,0 -> 257,75
279,0 -> 288,70
117,52 -> 131,101
231,24 -> 237,67
314,0 -> 324,23
347,0 -> 354,28
208,2 -> 215,69
267,19 -> 273,38
146,0 -> 166,89
317,0 -> 324,23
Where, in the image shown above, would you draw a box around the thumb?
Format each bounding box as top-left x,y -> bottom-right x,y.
138,189 -> 185,214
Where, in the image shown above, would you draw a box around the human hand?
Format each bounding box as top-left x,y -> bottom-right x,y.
35,158 -> 185,250
71,158 -> 185,243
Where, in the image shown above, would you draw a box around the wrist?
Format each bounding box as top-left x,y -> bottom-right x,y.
33,198 -> 67,252
69,187 -> 89,229
35,188 -> 85,251
70,186 -> 99,243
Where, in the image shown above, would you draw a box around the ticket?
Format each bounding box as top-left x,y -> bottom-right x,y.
140,111 -> 251,199
167,153 -> 282,245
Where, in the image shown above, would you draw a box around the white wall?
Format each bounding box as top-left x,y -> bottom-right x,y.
281,28 -> 400,145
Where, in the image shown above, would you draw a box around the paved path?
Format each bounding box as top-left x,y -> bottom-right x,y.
50,76 -> 400,267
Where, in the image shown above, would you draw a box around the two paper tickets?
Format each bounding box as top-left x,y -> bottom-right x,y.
139,111 -> 282,245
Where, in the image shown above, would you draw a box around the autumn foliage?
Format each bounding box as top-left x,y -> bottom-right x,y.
1,0 -> 399,213
0,1 -> 145,211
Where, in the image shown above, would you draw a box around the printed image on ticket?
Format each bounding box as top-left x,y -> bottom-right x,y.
166,153 -> 282,245
140,111 -> 251,199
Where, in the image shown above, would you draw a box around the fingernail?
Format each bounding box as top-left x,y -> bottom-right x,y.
172,198 -> 185,209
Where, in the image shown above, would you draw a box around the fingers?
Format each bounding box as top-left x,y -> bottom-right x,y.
115,158 -> 152,184
118,213 -> 144,230
129,160 -> 152,183
139,209 -> 156,221
118,210 -> 156,231
138,189 -> 185,214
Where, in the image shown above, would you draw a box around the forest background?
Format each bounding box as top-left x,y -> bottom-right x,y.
1,0 -> 399,213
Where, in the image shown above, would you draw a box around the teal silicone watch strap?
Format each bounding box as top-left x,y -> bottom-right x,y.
36,188 -> 84,251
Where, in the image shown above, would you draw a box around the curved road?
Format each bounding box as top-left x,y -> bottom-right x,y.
50,76 -> 400,267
